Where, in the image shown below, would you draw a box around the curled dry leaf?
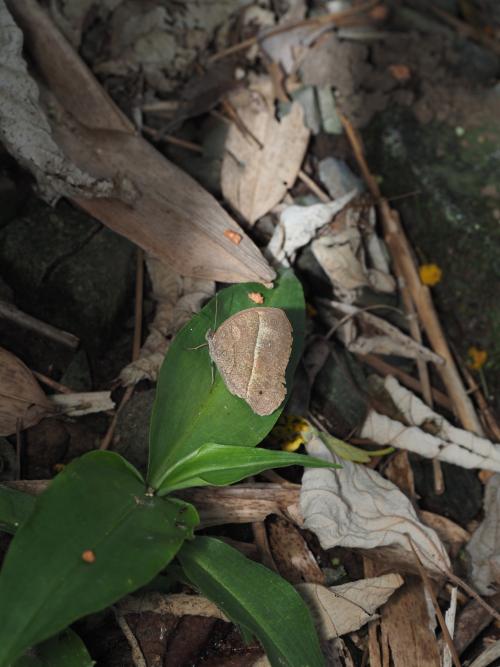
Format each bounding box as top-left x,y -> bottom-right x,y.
297,573 -> 403,640
301,437 -> 450,575
221,76 -> 310,225
328,301 -> 443,364
311,204 -> 395,301
361,376 -> 500,471
267,190 -> 356,264
466,474 -> 500,594
0,2 -> 113,203
121,256 -> 215,385
0,347 -> 54,436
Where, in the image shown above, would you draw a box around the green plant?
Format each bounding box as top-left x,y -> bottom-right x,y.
0,271 -> 338,666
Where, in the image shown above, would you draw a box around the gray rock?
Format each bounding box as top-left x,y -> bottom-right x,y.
114,389 -> 156,475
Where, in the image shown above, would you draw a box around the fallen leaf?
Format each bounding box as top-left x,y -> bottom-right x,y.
297,573 -> 403,639
0,348 -> 54,436
0,2 -> 114,203
120,256 -> 215,385
5,1 -> 275,285
466,473 -> 500,594
267,190 -> 356,263
301,437 -> 450,575
221,76 -> 310,224
360,376 -> 500,471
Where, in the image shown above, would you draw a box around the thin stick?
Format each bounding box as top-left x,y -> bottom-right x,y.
0,299 -> 79,349
142,126 -> 203,153
359,354 -> 452,411
340,114 -> 483,435
430,5 -> 500,57
407,537 -> 461,667
113,607 -> 147,667
209,0 -> 380,63
298,169 -> 330,202
32,370 -> 74,395
100,248 -> 144,450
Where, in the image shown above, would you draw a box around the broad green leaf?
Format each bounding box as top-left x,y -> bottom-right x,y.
178,537 -> 324,667
158,443 -> 341,493
14,629 -> 94,667
0,485 -> 35,534
148,270 -> 305,490
0,451 -> 198,667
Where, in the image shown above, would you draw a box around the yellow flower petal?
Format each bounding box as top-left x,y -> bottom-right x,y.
419,263 -> 442,286
467,346 -> 487,371
281,435 -> 305,452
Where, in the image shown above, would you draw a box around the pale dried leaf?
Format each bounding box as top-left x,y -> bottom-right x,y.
328,301 -> 443,364
120,256 -> 215,385
466,474 -> 500,594
297,573 -> 403,640
221,77 -> 310,224
0,1 -> 114,203
0,347 -> 53,436
49,391 -> 114,416
267,190 -> 356,263
301,437 -> 450,575
361,376 -> 500,471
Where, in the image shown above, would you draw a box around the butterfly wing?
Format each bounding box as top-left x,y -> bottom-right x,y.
208,308 -> 292,416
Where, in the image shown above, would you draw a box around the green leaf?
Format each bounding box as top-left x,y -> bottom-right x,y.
36,629 -> 94,667
148,270 -> 305,490
158,443 -> 341,493
178,537 -> 324,667
0,485 -> 35,534
321,432 -> 394,463
0,451 -> 198,667
14,629 -> 94,667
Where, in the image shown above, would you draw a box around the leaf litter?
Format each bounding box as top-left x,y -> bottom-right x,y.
1,0 -> 500,664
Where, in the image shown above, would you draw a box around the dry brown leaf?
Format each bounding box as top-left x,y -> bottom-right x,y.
365,565 -> 441,667
297,573 -> 403,640
268,516 -> 325,584
121,255 -> 215,385
0,347 -> 53,436
6,0 -> 275,285
221,76 -> 310,224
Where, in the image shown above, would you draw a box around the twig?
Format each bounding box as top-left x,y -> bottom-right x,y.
142,126 -> 203,153
32,370 -> 74,394
252,520 -> 278,572
407,536 -> 461,667
340,114 -> 483,435
100,248 -> 144,450
430,5 -> 500,58
297,169 -> 330,203
113,607 -> 147,667
359,353 -> 452,411
0,299 -> 79,349
209,0 -> 380,63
